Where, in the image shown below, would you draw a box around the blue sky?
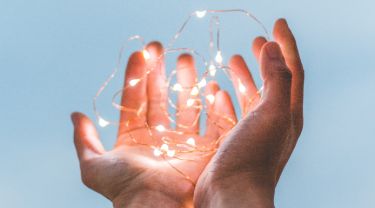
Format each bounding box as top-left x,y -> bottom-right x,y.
1,0 -> 374,207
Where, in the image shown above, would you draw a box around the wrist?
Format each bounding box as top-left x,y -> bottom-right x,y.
195,172 -> 275,208
113,187 -> 193,208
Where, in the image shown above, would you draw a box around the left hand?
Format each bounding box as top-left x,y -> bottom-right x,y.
71,42 -> 237,207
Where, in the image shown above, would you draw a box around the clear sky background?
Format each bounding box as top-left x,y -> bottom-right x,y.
1,0 -> 374,207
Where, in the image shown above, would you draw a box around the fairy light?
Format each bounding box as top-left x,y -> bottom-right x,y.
208,64 -> 217,76
93,9 -> 269,185
142,49 -> 150,60
186,137 -> 196,146
206,94 -> 215,104
238,80 -> 247,94
215,50 -> 223,64
195,10 -> 207,18
198,78 -> 207,88
98,117 -> 110,127
167,149 -> 176,157
153,148 -> 162,157
186,98 -> 195,107
129,78 -> 140,86
190,86 -> 199,96
160,143 -> 169,151
172,83 -> 183,91
155,124 -> 166,132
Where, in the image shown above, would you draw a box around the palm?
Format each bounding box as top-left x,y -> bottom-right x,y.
72,42 -> 237,204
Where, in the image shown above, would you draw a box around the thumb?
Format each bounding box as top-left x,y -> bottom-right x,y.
259,42 -> 292,110
71,112 -> 105,162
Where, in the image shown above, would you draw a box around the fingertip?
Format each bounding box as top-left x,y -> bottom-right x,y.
273,18 -> 295,44
214,90 -> 233,108
229,54 -> 245,68
71,112 -> 84,125
274,18 -> 288,34
178,53 -> 193,63
214,90 -> 237,122
129,51 -> 146,64
205,81 -> 220,94
252,36 -> 267,60
177,53 -> 194,71
146,41 -> 164,58
276,18 -> 288,27
215,90 -> 230,100
261,42 -> 285,61
260,42 -> 291,79
72,113 -> 105,159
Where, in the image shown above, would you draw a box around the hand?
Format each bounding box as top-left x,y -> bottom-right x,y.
194,19 -> 304,208
71,42 -> 237,207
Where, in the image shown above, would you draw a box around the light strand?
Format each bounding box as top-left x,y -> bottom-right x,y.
93,9 -> 269,185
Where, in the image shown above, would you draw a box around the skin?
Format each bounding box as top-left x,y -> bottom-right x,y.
71,18 -> 304,207
194,19 -> 304,208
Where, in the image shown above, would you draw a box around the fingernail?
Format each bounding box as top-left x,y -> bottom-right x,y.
280,18 -> 288,26
71,112 -> 79,126
280,18 -> 291,32
265,42 -> 282,59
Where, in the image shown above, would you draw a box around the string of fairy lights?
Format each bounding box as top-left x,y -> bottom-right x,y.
93,9 -> 269,184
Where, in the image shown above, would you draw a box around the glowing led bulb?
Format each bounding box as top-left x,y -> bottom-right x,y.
155,124 -> 166,132
172,83 -> 183,91
129,78 -> 140,87
186,137 -> 196,146
190,87 -> 199,96
98,117 -> 109,127
215,51 -> 223,64
186,98 -> 195,107
142,49 -> 150,60
195,10 -> 207,18
238,80 -> 247,94
160,143 -> 169,152
209,64 -> 216,76
198,78 -> 207,88
206,94 -> 215,104
153,148 -> 162,157
167,149 -> 176,157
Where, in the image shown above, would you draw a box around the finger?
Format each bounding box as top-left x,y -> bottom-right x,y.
229,55 -> 259,116
213,91 -> 237,135
273,18 -> 304,133
252,36 -> 267,62
118,51 -> 147,140
71,112 -> 105,162
259,42 -> 292,111
204,81 -> 220,140
176,54 -> 199,133
146,42 -> 169,127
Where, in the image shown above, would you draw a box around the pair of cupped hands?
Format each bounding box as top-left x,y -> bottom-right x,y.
71,19 -> 304,208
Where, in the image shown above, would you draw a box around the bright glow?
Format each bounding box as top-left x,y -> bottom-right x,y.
186,137 -> 196,146
172,83 -> 183,91
160,143 -> 169,152
129,78 -> 140,87
153,148 -> 162,157
190,87 -> 199,96
98,117 -> 109,127
238,80 -> 247,94
198,78 -> 207,88
142,49 -> 150,60
93,9 -> 269,175
215,51 -> 223,64
195,10 -> 207,18
167,149 -> 176,157
209,64 -> 216,76
155,124 -> 166,132
186,98 -> 195,107
206,94 -> 215,104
